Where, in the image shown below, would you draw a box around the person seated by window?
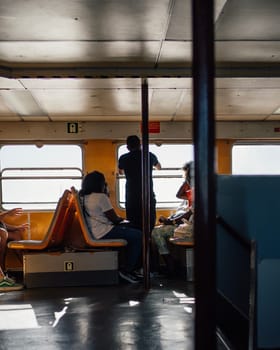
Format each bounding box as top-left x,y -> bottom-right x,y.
80,170 -> 143,284
0,208 -> 29,292
151,161 -> 194,275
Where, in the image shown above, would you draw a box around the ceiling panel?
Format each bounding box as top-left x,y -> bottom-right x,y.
150,89 -> 186,116
149,78 -> 192,89
0,95 -> 19,116
0,0 -> 280,123
0,42 -> 161,66
0,0 -> 171,41
158,42 -> 192,65
31,89 -> 141,117
216,88 -> 280,115
173,90 -> 193,118
216,0 -> 280,40
165,0 -> 192,40
216,78 -> 280,89
20,78 -> 142,89
216,42 -> 280,63
0,77 -> 24,89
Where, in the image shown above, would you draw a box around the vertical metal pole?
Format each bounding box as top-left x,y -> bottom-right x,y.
192,0 -> 216,349
141,78 -> 150,289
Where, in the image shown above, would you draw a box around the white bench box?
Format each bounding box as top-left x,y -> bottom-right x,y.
23,251 -> 118,288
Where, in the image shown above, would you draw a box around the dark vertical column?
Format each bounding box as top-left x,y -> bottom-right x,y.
192,0 -> 216,349
141,78 -> 151,289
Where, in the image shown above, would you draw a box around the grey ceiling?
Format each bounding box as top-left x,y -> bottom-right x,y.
0,0 -> 280,122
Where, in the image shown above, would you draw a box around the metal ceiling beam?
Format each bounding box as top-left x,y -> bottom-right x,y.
1,64 -> 280,79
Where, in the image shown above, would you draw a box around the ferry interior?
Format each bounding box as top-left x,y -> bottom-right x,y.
0,0 -> 280,349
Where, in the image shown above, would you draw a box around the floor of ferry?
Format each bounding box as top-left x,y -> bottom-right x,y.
0,273 -> 227,350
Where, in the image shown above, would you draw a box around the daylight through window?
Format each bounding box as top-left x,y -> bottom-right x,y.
0,145 -> 83,210
117,143 -> 194,209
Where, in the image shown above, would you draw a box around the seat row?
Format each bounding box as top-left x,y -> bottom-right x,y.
8,187 -> 127,252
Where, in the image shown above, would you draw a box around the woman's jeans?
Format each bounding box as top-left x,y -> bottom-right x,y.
103,225 -> 142,272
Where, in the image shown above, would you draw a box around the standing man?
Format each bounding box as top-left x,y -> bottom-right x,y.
118,135 -> 161,232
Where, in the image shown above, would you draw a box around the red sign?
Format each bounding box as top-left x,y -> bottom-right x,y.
141,121 -> 160,134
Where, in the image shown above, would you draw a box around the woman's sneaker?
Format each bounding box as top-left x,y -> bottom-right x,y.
119,271 -> 140,284
0,276 -> 24,292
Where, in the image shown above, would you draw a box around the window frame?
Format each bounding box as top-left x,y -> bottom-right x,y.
0,143 -> 83,211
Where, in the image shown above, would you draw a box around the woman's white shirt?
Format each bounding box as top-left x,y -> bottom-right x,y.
84,192 -> 114,239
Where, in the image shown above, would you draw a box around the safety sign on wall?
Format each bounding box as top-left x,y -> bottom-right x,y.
67,122 -> 79,133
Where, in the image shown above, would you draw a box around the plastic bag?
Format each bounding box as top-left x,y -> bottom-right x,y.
173,218 -> 193,240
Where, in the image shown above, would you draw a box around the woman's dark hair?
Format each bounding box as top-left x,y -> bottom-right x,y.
80,171 -> 106,195
182,161 -> 193,184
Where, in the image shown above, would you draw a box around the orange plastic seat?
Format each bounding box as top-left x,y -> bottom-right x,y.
8,189 -> 74,251
64,187 -> 127,250
169,237 -> 194,247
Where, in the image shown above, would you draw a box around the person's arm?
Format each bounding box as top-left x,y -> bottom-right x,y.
154,161 -> 161,170
158,215 -> 170,225
104,208 -> 124,225
151,153 -> 161,170
176,182 -> 190,200
0,208 -> 23,220
158,214 -> 182,226
5,222 -> 29,232
118,155 -> 125,175
5,222 -> 29,241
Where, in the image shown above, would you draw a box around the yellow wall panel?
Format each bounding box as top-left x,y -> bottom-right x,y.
216,139 -> 234,174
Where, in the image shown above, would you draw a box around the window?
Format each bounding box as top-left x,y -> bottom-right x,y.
0,144 -> 83,210
232,144 -> 280,174
117,143 -> 194,208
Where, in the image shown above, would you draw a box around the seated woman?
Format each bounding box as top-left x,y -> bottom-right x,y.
151,161 -> 194,275
0,208 -> 29,292
80,170 -> 142,284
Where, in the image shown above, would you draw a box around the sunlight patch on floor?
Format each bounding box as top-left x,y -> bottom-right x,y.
0,304 -> 40,330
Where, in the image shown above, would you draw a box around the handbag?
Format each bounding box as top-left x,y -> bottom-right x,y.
168,209 -> 192,224
173,218 -> 194,240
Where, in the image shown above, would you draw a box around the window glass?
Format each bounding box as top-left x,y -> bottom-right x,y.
232,144 -> 280,174
117,143 -> 194,208
0,145 -> 82,210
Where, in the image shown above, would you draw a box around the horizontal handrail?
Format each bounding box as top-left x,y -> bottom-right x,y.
216,215 -> 251,248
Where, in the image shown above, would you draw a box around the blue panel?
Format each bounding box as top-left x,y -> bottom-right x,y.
217,175 -> 280,348
217,175 -> 280,259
